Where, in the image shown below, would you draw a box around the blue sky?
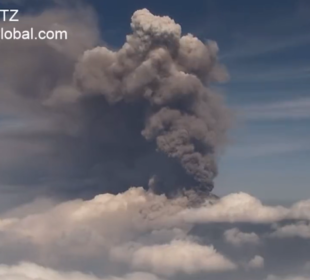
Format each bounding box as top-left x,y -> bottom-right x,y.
89,0 -> 310,201
1,0 -> 310,202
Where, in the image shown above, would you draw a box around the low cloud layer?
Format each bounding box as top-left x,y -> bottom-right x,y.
0,187 -> 310,279
0,262 -> 161,280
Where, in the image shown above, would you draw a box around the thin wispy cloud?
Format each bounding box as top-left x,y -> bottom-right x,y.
236,98 -> 310,121
220,33 -> 310,61
218,2 -> 310,62
226,142 -> 310,159
230,65 -> 310,83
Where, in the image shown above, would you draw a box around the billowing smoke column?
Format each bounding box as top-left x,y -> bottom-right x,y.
74,9 -> 229,194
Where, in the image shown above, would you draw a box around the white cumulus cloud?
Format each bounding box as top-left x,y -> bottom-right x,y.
248,255 -> 264,269
110,239 -> 237,276
0,262 -> 161,280
224,228 -> 260,246
179,192 -> 289,224
271,222 -> 310,239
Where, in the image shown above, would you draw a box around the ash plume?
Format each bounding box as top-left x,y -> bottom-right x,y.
74,9 -> 230,195
0,7 -> 230,200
